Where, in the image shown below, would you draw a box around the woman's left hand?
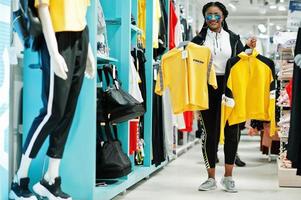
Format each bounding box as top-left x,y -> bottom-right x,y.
246,37 -> 257,49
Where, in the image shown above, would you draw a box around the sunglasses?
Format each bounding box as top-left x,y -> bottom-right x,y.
205,14 -> 222,21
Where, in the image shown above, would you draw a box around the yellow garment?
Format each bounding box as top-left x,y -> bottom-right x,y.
35,0 -> 90,32
155,42 -> 217,114
220,49 -> 276,143
138,0 -> 146,47
153,0 -> 161,48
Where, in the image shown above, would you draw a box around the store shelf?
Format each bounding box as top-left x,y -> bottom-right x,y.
277,159 -> 301,188
97,55 -> 118,64
94,162 -> 168,199
105,18 -> 122,25
131,24 -> 143,34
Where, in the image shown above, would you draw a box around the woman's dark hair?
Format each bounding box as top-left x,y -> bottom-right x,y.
200,1 -> 229,32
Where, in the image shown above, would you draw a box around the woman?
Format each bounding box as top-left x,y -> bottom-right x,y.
191,2 -> 256,192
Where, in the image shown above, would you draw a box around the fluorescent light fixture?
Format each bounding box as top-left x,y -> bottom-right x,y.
280,0 -> 285,2
278,5 -> 286,11
258,24 -> 267,33
276,25 -> 282,30
269,22 -> 275,26
228,3 -> 237,11
269,5 -> 277,9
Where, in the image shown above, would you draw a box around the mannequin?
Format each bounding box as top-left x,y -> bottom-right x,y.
10,1 -> 95,200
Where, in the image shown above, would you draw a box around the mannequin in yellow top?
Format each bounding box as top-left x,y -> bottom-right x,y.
10,1 -> 95,200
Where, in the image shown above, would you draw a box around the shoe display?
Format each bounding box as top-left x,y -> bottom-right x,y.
9,177 -> 37,200
33,177 -> 72,200
235,154 -> 246,167
198,178 -> 217,191
220,176 -> 238,193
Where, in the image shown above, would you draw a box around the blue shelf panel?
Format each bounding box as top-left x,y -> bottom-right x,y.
97,55 -> 118,64
105,18 -> 122,25
131,24 -> 143,34
93,162 -> 168,200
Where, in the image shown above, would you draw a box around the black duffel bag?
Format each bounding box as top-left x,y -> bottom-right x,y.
97,66 -> 145,123
96,122 -> 132,179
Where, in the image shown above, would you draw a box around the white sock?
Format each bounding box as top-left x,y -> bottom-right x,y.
16,155 -> 32,183
44,157 -> 61,185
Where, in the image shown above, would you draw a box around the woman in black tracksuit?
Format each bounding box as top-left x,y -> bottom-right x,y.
191,2 -> 256,192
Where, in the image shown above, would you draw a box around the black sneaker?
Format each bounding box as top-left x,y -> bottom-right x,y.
33,177 -> 72,200
9,177 -> 37,200
235,154 -> 246,167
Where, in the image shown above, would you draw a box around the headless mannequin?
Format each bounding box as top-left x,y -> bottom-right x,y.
12,3 -> 95,200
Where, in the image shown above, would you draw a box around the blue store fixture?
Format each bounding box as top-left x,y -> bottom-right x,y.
22,0 -> 170,199
0,1 -> 11,199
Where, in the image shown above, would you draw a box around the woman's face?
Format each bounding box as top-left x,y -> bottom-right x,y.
205,6 -> 224,32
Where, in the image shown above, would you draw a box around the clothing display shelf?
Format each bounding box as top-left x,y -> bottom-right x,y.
276,44 -> 301,187
22,0 -> 171,199
97,55 -> 118,64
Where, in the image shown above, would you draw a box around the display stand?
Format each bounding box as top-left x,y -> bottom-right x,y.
22,0 -> 171,199
276,45 -> 301,188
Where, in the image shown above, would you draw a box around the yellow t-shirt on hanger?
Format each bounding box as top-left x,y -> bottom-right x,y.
34,0 -> 90,32
138,0 -> 146,47
155,42 -> 217,114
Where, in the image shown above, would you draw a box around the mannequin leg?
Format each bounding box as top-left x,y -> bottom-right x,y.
43,157 -> 61,184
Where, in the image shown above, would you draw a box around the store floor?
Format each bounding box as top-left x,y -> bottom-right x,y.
113,136 -> 301,200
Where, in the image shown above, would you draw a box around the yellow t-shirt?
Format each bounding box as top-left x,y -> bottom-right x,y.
35,0 -> 90,32
155,42 -> 217,114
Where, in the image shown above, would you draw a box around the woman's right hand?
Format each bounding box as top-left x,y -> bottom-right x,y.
51,52 -> 68,80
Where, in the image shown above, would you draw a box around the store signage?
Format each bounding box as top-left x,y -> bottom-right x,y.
287,0 -> 301,31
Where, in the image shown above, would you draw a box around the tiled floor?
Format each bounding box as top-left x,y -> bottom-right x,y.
114,136 -> 301,200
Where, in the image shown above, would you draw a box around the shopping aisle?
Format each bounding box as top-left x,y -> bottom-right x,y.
113,136 -> 301,200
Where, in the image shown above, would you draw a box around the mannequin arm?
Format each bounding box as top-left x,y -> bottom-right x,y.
295,54 -> 301,68
37,4 -> 68,80
85,43 -> 96,79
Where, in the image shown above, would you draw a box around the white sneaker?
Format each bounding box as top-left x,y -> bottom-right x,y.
198,178 -> 217,191
220,177 -> 238,193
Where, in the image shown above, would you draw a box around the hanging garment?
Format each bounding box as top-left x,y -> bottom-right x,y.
155,42 -> 217,114
152,80 -> 166,167
169,1 -> 178,49
153,0 -> 168,59
129,56 -> 144,103
178,111 -> 193,132
153,0 -> 162,49
287,28 -> 301,176
138,0 -> 146,47
220,49 -> 276,143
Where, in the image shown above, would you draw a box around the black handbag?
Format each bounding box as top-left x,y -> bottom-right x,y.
98,66 -> 145,123
12,0 -> 42,48
96,122 -> 132,179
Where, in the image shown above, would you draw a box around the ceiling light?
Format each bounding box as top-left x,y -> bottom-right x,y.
258,24 -> 267,33
269,22 -> 275,26
278,5 -> 286,11
228,3 -> 237,11
269,5 -> 277,9
280,0 -> 285,2
276,25 -> 282,31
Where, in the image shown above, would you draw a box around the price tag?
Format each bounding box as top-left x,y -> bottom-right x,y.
182,50 -> 188,59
